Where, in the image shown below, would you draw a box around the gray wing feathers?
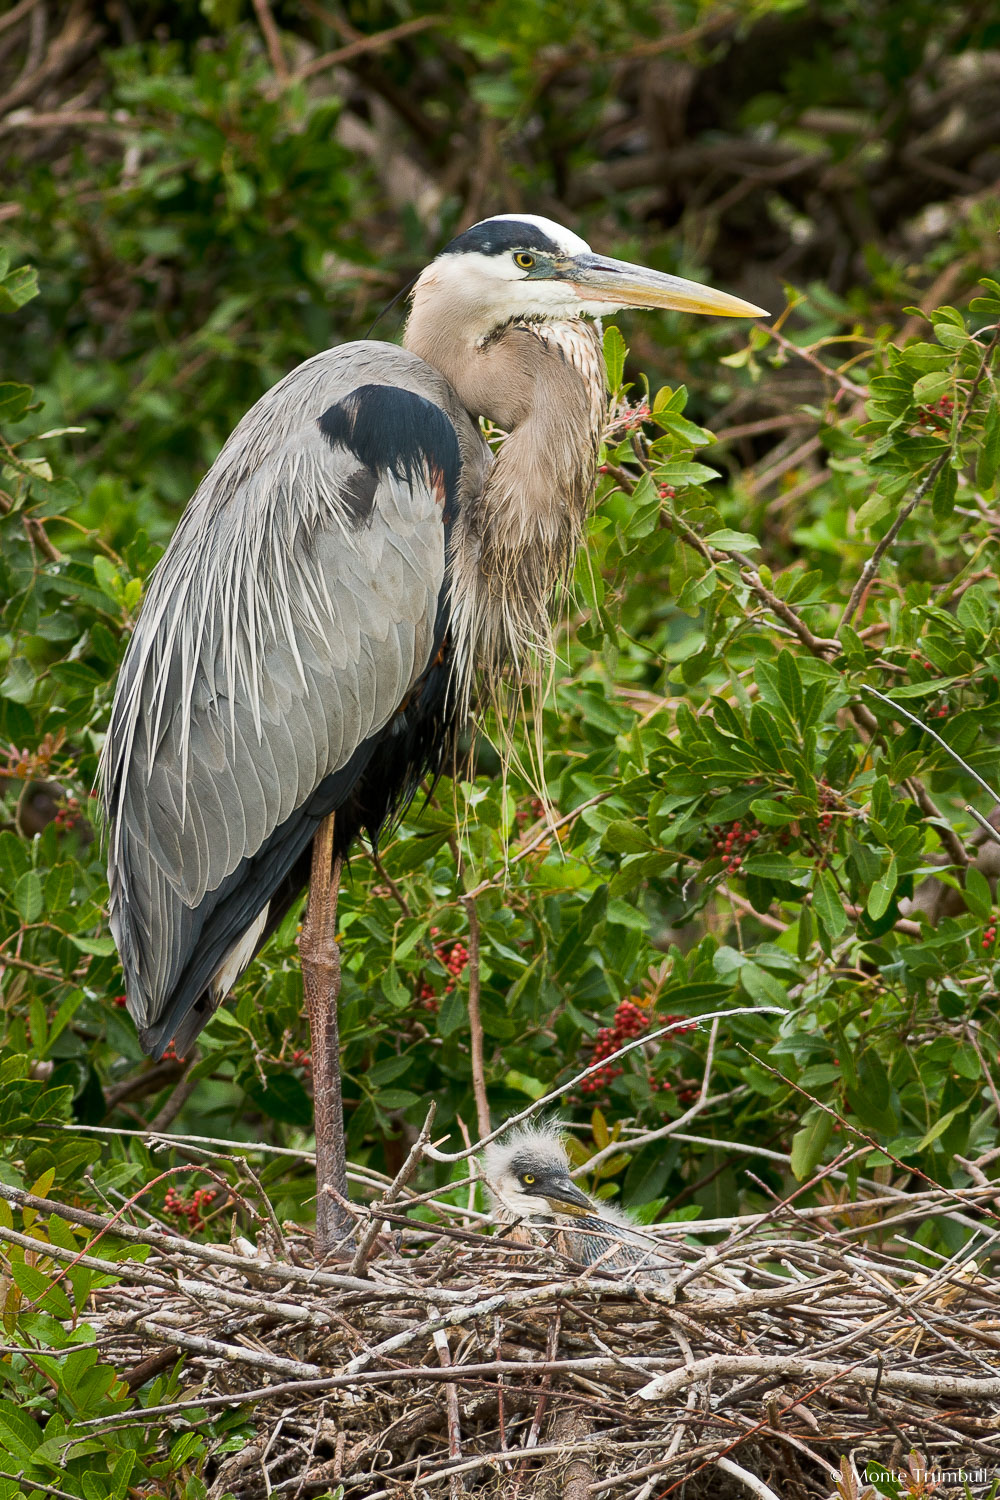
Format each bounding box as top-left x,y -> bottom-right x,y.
102,345 -> 465,1027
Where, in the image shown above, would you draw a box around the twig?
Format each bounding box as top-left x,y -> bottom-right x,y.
463,790 -> 614,898
761,324 -> 869,399
430,1306 -> 464,1499
296,15 -> 441,80
132,1319 -> 323,1379
636,1352 -> 1000,1403
348,1103 -> 437,1276
149,1051 -> 201,1131
716,1456 -> 781,1500
371,847 -> 412,917
862,685 -> 1000,806
103,1059 -> 185,1113
0,1182 -> 471,1300
252,0 -> 288,81
0,0 -> 41,40
0,1472 -> 81,1500
233,1156 -> 288,1260
904,775 -> 971,868
839,323 -> 1000,634
659,501 -> 838,659
422,1007 -> 782,1163
967,805 -> 1000,846
582,1018 -> 721,1175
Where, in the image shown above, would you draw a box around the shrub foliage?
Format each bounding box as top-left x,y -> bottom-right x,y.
1,0 -> 999,1491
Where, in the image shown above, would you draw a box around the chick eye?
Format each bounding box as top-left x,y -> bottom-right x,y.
522,1173 -> 535,1185
514,252 -> 535,270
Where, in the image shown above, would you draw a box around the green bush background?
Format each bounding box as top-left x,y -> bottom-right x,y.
1,0 -> 1000,1491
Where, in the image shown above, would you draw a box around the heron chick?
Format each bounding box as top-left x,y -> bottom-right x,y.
482,1122 -> 673,1276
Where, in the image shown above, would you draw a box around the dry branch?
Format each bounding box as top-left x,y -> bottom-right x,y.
3,1173 -> 998,1497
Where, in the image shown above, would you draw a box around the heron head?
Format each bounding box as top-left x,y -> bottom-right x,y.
412,213 -> 767,332
482,1122 -> 593,1220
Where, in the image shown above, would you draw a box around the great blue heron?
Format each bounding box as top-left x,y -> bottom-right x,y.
482,1122 -> 675,1275
101,214 -> 764,1253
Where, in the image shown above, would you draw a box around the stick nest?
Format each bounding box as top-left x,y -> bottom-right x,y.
30,1179 -> 1000,1500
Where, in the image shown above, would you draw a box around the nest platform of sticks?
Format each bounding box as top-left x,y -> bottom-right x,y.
4,1168 -> 1000,1500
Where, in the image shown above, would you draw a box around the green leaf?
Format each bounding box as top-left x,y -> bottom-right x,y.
601,820 -> 653,854
655,410 -> 712,446
92,554 -> 122,603
110,1450 -> 136,1499
68,933 -> 117,956
380,964 -> 410,1009
703,528 -> 760,551
367,1054 -> 413,1087
658,460 -> 720,485
0,263 -> 40,312
915,1104 -> 964,1153
0,1400 -> 42,1460
854,487 -> 895,529
911,370 -> 950,404
930,463 -> 957,520
739,962 -> 787,1005
740,855 -> 807,881
437,986 -> 465,1037
11,1262 -> 74,1319
790,1108 -> 833,1181
0,382 -> 33,422
867,856 -> 898,920
12,870 -> 43,924
978,397 -> 1000,490
603,325 -> 627,391
242,1071 -> 313,1127
812,868 -> 847,937
964,865 -> 992,921
749,798 -> 796,826
957,583 -> 991,636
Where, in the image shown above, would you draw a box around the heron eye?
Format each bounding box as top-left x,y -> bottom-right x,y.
522,1173 -> 535,1185
514,253 -> 535,270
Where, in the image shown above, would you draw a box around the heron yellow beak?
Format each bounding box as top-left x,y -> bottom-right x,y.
539,1172 -> 593,1216
566,253 -> 768,319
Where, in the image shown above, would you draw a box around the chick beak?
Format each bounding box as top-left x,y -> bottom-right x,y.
540,1172 -> 593,1217
565,252 -> 768,319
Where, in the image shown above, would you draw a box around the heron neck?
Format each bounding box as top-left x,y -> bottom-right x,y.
405,310 -> 606,694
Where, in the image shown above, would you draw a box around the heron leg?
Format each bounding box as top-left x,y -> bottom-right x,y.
299,811 -> 354,1255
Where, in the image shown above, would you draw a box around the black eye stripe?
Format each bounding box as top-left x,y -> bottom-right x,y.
439,220 -> 562,258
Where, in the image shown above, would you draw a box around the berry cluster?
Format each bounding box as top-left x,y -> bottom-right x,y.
514,796 -> 549,829
113,994 -> 128,1008
983,923 -> 996,951
916,395 -> 955,430
164,1185 -> 216,1231
52,793 -> 83,832
581,999 -> 649,1095
417,931 -> 470,1012
291,1047 -> 312,1074
162,1040 -> 185,1064
622,400 -> 651,432
656,482 -> 676,500
710,819 -> 761,875
817,779 -> 838,834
